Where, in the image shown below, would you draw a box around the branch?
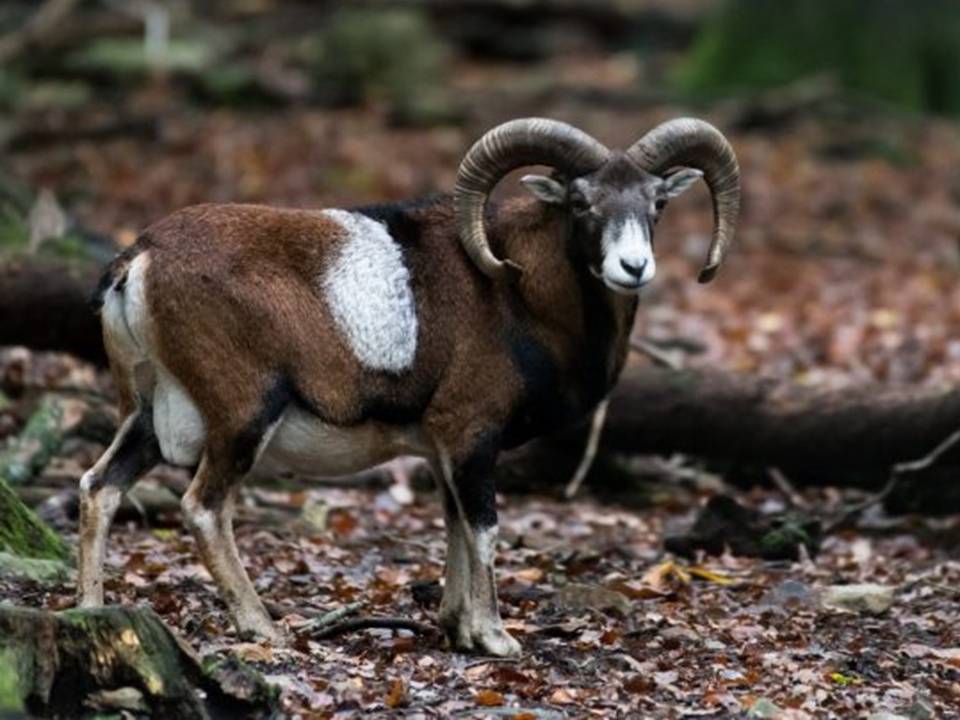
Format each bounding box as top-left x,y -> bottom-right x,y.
825,427 -> 960,532
309,617 -> 437,640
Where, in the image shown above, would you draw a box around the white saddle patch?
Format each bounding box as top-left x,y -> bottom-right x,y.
321,210 -> 417,373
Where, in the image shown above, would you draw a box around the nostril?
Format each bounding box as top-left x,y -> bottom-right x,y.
620,258 -> 646,278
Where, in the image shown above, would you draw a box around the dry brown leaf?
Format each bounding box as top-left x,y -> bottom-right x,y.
231,642 -> 273,663
385,678 -> 407,709
475,689 -> 505,707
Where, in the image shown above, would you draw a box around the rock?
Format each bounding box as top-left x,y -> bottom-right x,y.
867,713 -> 909,720
300,498 -> 328,534
750,697 -> 784,718
553,583 -> 632,616
821,584 -> 895,615
660,626 -> 700,644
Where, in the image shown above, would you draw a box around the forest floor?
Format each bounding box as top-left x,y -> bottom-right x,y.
3,446 -> 960,718
3,53 -> 960,718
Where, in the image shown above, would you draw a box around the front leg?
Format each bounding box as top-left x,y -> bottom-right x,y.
433,443 -> 521,657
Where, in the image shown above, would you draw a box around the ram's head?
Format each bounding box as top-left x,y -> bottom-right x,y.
455,117 -> 741,293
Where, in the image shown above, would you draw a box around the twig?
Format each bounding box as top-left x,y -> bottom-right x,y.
464,656 -> 522,669
629,336 -> 684,370
265,600 -> 328,621
310,617 -> 436,640
564,398 -> 609,499
767,467 -> 810,511
285,601 -> 365,632
825,427 -> 960,533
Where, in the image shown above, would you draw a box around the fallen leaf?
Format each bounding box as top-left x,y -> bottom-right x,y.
475,689 -> 504,707
385,678 -> 407,709
231,643 -> 273,663
688,565 -> 734,585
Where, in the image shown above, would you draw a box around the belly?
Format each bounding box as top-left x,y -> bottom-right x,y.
255,406 -> 431,477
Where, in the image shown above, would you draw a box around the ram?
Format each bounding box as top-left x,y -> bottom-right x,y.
78,117 -> 739,656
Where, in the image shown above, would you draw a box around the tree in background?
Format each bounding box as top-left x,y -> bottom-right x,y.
676,0 -> 960,116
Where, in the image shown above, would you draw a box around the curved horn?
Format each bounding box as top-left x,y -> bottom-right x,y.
455,118 -> 609,281
627,118 -> 740,283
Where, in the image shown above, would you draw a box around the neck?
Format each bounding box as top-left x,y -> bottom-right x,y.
492,198 -> 638,408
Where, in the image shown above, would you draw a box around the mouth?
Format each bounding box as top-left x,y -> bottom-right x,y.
604,276 -> 643,293
590,265 -> 645,294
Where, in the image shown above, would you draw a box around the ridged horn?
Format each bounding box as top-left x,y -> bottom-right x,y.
627,118 -> 740,283
455,118 -> 610,281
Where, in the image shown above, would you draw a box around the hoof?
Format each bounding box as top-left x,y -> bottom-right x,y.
442,614 -> 522,657
470,626 -> 522,657
234,613 -> 284,645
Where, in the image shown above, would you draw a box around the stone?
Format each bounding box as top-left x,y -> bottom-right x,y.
821,584 -> 895,615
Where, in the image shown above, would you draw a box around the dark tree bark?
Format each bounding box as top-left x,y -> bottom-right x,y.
0,255 -> 105,365
497,366 -> 960,513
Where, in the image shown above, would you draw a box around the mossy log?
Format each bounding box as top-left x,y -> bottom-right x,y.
0,394 -> 85,486
0,605 -> 278,719
0,474 -> 70,562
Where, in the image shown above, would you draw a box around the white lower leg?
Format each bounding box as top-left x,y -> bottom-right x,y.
441,523 -> 520,657
77,476 -> 122,607
182,487 -> 279,641
76,417 -> 138,607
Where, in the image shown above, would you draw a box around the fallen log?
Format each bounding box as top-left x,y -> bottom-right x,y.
0,255 -> 105,366
0,393 -> 87,486
0,605 -> 277,718
497,366 -> 960,513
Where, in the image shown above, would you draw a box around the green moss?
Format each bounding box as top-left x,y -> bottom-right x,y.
0,475 -> 71,562
675,0 -> 960,116
68,37 -> 217,79
0,648 -> 25,713
0,552 -> 72,582
0,199 -> 87,258
760,523 -> 811,558
0,395 -> 65,486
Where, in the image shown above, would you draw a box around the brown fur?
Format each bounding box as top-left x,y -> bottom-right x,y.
114,199 -> 634,466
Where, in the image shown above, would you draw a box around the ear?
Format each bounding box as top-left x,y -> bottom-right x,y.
520,174 -> 567,205
662,168 -> 703,199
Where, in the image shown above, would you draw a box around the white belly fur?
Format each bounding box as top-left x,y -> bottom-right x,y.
153,370 -> 206,467
255,406 -> 431,477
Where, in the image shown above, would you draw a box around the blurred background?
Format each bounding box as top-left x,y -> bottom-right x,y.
3,6 -> 960,715
2,0 -> 960,388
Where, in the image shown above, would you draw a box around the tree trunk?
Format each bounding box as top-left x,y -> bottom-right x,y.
0,605 -> 277,718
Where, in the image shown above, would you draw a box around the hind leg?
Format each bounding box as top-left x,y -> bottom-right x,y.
78,409 -> 161,606
181,447 -> 280,642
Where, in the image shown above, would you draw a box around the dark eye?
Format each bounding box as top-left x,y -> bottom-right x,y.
654,198 -> 667,211
570,197 -> 590,213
